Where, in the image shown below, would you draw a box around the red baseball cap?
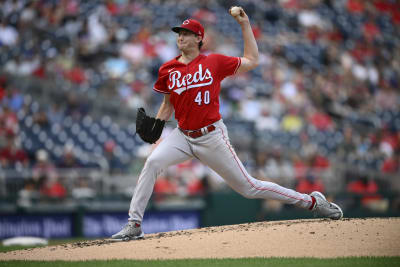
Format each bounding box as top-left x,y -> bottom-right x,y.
172,19 -> 204,39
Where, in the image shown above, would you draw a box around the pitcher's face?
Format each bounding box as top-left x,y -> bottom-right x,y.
177,29 -> 201,51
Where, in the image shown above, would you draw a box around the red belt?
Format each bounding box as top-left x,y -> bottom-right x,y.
180,125 -> 216,139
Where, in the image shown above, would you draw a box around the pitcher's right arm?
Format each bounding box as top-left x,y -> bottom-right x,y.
231,7 -> 259,74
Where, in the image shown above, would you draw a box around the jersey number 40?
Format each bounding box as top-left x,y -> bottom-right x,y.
195,90 -> 210,106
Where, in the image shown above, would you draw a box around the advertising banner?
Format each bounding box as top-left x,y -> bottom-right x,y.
0,214 -> 73,239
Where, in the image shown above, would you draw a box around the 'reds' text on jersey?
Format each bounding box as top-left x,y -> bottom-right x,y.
153,54 -> 241,130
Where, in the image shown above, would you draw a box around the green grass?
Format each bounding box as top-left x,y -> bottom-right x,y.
0,257 -> 399,267
0,238 -> 90,253
0,245 -> 40,253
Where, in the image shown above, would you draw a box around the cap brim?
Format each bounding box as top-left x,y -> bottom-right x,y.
171,26 -> 182,33
171,26 -> 196,35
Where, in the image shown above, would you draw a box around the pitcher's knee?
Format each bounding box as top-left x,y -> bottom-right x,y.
144,156 -> 163,173
237,189 -> 258,199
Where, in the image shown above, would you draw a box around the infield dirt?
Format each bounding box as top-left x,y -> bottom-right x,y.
1,217 -> 399,260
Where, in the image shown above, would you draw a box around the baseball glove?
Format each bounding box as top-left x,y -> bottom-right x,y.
136,108 -> 165,144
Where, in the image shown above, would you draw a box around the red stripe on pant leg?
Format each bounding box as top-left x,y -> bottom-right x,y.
309,196 -> 316,210
217,127 -> 311,204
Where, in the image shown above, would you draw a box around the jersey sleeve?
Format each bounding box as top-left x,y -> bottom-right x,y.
153,66 -> 171,94
211,54 -> 241,79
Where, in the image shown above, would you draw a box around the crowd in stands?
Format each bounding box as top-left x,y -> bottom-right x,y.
0,0 -> 399,212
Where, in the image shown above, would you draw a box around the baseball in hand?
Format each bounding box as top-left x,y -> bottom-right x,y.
230,6 -> 241,17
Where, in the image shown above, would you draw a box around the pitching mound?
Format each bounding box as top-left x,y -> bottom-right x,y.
1,218 -> 399,260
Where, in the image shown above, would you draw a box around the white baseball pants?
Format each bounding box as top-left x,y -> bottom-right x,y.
128,120 -> 313,222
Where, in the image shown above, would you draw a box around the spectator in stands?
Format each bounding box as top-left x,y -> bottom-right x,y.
281,109 -> 303,133
255,108 -> 280,131
46,103 -> 65,124
382,151 -> 400,174
296,174 -> 325,195
31,149 -> 56,191
104,140 -> 124,174
39,174 -> 67,200
57,144 -> 82,169
375,84 -> 399,111
65,92 -> 90,119
309,152 -> 330,173
337,126 -> 356,162
307,107 -> 334,131
4,54 -> 41,76
64,62 -> 87,85
293,154 -> 308,181
255,149 -> 294,187
33,109 -> 49,128
71,177 -> 95,199
3,88 -> 24,112
17,179 -> 40,208
0,134 -> 29,169
153,173 -> 178,202
19,0 -> 37,27
175,160 -> 206,196
347,175 -> 387,212
186,176 -> 205,196
0,106 -> 18,137
0,76 -> 6,102
0,18 -> 18,47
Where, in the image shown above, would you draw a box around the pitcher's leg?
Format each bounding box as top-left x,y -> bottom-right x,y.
195,122 -> 313,209
129,128 -> 193,222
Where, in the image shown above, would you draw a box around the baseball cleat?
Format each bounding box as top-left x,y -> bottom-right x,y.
310,191 -> 343,220
111,222 -> 144,241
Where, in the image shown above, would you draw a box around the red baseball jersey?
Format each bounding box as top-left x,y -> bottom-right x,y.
153,54 -> 241,130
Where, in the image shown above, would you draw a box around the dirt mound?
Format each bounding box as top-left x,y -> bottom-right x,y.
1,218 -> 399,260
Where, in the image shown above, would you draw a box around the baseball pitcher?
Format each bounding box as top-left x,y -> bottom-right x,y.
112,6 -> 343,241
